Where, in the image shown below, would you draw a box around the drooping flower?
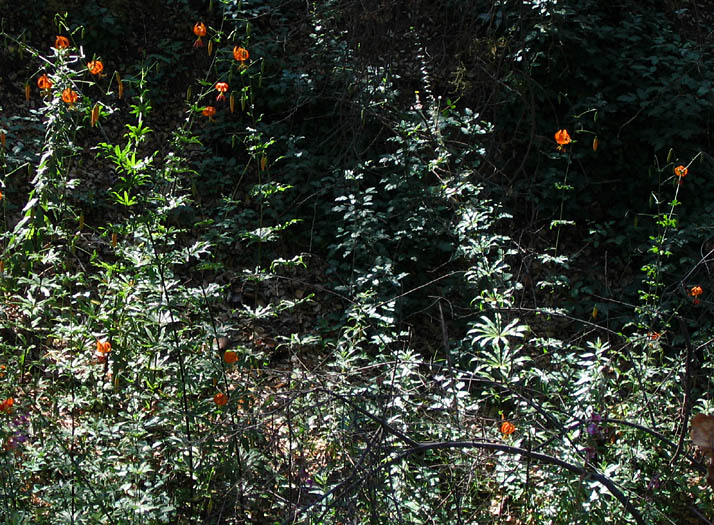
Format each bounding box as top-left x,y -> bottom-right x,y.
224,350 -> 238,364
95,339 -> 111,364
500,420 -> 516,436
91,103 -> 100,127
96,340 -> 112,354
62,88 -> 79,106
87,60 -> 104,76
55,36 -> 70,49
233,46 -> 249,63
555,129 -> 571,150
193,22 -> 207,48
215,81 -> 229,102
690,285 -> 703,304
674,165 -> 688,178
37,74 -> 53,91
648,331 -> 661,341
116,72 -> 124,99
0,398 -> 14,414
214,392 -> 228,406
202,106 -> 216,120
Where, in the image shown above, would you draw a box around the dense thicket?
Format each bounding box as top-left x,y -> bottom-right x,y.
1,0 -> 713,523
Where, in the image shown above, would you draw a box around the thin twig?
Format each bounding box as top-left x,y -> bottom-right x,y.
670,316 -> 694,467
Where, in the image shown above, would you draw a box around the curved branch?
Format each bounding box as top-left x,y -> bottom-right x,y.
285,439 -> 645,525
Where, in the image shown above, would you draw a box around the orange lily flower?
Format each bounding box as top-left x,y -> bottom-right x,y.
214,392 -> 228,406
202,106 -> 216,120
193,22 -> 207,48
555,129 -> 571,150
62,88 -> 79,106
215,81 -> 229,102
0,397 -> 14,414
674,165 -> 687,178
224,350 -> 238,364
233,46 -> 249,63
55,36 -> 70,49
96,340 -> 112,354
37,74 -> 53,91
87,60 -> 104,76
500,420 -> 516,436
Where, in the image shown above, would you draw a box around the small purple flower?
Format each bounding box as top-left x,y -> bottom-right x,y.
647,475 -> 661,491
12,414 -> 29,428
587,413 -> 602,436
7,431 -> 28,449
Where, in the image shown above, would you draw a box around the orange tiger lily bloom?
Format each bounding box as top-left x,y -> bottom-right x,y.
674,165 -> 688,178
62,88 -> 79,106
193,22 -> 207,47
215,81 -> 229,102
0,397 -> 14,414
96,340 -> 112,354
224,350 -> 238,364
37,74 -> 53,91
55,36 -> 70,49
500,420 -> 516,436
555,129 -> 571,150
233,46 -> 249,62
87,60 -> 104,76
202,106 -> 216,120
214,392 -> 228,406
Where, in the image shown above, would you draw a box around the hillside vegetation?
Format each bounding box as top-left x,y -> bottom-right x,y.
1,0 -> 714,523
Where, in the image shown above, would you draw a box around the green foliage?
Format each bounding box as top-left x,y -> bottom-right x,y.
1,0 -> 714,523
